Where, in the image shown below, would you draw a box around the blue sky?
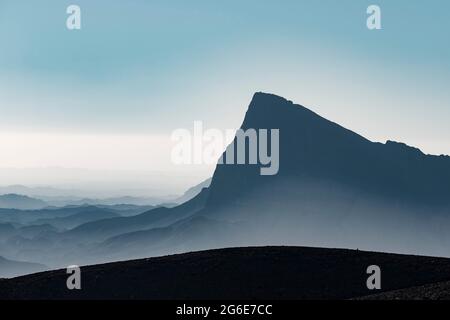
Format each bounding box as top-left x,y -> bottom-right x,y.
0,0 -> 449,192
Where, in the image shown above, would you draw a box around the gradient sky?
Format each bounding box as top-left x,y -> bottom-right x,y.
0,0 -> 449,194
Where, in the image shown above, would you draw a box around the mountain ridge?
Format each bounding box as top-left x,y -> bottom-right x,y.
0,194 -> 48,210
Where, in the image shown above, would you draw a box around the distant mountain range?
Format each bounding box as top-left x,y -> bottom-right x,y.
0,185 -> 69,198
0,194 -> 48,210
0,191 -> 176,210
31,207 -> 120,230
0,185 -> 176,208
54,196 -> 173,207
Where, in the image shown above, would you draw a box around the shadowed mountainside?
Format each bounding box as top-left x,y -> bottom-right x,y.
1,247 -> 450,300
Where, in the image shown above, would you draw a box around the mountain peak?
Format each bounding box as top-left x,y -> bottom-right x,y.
247,92 -> 297,115
385,140 -> 424,156
240,92 -> 324,133
251,91 -> 294,104
207,93 -> 450,207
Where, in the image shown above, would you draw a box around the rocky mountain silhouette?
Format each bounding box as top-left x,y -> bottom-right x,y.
207,92 -> 450,208
190,92 -> 450,257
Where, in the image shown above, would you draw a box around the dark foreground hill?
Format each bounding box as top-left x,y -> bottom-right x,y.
360,281 -> 450,300
358,280 -> 450,300
2,246 -> 450,300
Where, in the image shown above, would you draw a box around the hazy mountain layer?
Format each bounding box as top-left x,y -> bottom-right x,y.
0,256 -> 47,279
0,194 -> 48,210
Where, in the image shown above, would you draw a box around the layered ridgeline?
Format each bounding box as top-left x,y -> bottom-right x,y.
2,92 -> 450,277
0,194 -> 48,210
